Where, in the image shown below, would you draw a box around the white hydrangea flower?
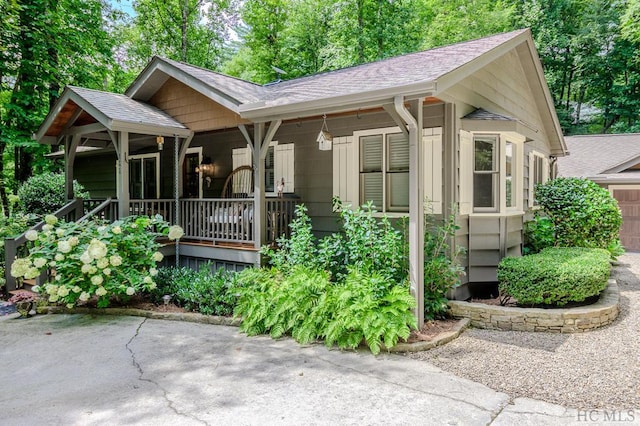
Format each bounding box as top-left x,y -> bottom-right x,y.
10,258 -> 31,278
168,225 -> 184,240
143,276 -> 153,284
149,268 -> 158,277
49,295 -> 59,303
130,223 -> 138,229
56,228 -> 65,238
109,255 -> 123,267
89,266 -> 97,275
66,303 -> 74,309
57,286 -> 70,297
58,240 -> 72,254
91,275 -> 103,286
72,286 -> 82,293
112,226 -> 122,235
69,236 -> 79,246
103,268 -> 112,276
44,214 -> 58,225
42,224 -> 53,232
81,264 -> 92,274
152,251 -> 163,262
125,287 -> 135,296
31,285 -> 40,293
33,258 -> 47,269
55,253 -> 65,261
80,251 -> 92,264
95,287 -> 107,297
148,282 -> 157,290
55,275 -> 62,281
79,292 -> 90,302
24,267 -> 40,280
97,258 -> 109,269
25,230 -> 38,241
46,285 -> 58,295
48,261 -> 56,267
87,239 -> 107,260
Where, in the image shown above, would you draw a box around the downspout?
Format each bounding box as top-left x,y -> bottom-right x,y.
394,95 -> 425,327
174,135 -> 180,266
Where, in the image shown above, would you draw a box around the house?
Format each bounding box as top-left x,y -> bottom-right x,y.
31,29 -> 566,325
557,133 -> 640,251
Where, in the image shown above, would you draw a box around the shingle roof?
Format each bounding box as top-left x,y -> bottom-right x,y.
558,134 -> 640,179
69,86 -> 187,129
255,29 -> 527,107
463,108 -> 515,121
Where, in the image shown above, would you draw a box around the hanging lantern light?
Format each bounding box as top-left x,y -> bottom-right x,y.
156,135 -> 164,151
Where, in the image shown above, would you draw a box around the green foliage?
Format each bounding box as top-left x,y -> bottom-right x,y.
498,247 -> 611,306
234,266 -> 416,355
523,215 -> 555,255
17,172 -> 88,216
423,207 -> 465,320
12,215 -> 182,308
152,264 -> 237,316
535,178 -> 623,254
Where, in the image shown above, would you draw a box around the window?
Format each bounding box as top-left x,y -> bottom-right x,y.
473,135 -> 499,211
232,142 -> 295,194
359,131 -> 409,212
529,151 -> 549,207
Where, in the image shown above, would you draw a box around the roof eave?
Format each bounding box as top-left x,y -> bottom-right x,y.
238,82 -> 437,122
110,120 -> 192,138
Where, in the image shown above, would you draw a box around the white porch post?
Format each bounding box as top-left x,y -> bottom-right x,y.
116,131 -> 130,219
394,96 -> 425,327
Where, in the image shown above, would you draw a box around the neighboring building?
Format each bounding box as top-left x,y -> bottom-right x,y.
558,134 -> 640,251
32,29 -> 566,323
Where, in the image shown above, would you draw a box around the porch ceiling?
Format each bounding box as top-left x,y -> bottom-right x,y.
35,86 -> 192,144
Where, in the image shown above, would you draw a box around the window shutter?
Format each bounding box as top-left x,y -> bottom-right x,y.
275,143 -> 295,192
333,136 -> 358,209
423,128 -> 443,214
528,152 -> 535,208
543,157 -> 550,183
459,130 -> 473,215
232,146 -> 252,169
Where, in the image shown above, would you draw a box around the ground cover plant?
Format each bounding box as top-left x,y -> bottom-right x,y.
528,177 -> 623,257
498,247 -> 611,307
10,214 -> 183,308
235,199 -> 463,354
153,264 -> 237,316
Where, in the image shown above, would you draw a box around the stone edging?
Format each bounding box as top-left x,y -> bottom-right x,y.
36,306 -> 469,352
448,279 -> 619,333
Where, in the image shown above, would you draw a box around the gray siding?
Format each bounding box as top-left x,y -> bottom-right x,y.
75,153 -> 117,198
468,215 -> 523,283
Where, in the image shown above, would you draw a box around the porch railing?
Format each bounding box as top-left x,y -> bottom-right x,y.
128,198 -> 298,245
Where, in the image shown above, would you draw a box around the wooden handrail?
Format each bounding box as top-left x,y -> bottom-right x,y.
78,198 -> 114,223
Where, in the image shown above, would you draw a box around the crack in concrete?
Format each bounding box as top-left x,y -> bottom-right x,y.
315,353 -> 501,415
126,318 -> 209,426
488,397 -> 512,425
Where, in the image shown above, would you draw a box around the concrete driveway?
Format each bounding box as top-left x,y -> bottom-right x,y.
0,314 -> 593,425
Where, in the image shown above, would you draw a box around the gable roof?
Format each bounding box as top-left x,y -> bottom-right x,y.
127,29 -> 528,117
35,86 -> 191,143
558,134 -> 640,182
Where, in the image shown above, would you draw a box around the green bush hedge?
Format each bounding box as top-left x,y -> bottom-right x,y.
17,172 -> 88,216
497,247 -> 611,307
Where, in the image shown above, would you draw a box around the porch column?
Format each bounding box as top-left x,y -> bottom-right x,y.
116,131 -> 130,218
394,96 -> 425,327
64,135 -> 81,200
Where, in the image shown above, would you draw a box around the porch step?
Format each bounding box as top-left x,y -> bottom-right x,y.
21,279 -> 37,291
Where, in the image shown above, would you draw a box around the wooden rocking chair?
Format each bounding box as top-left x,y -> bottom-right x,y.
221,165 -> 254,198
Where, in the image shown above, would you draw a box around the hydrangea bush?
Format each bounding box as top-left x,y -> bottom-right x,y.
10,214 -> 184,308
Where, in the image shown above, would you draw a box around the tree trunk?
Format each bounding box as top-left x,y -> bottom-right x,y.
181,0 -> 188,61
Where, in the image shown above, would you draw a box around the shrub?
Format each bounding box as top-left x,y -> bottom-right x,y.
11,215 -> 183,308
534,178 -> 622,252
523,215 -> 555,255
423,207 -> 465,320
498,247 -> 611,307
17,172 -> 89,216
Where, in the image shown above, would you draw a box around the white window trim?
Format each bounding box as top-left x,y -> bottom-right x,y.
528,150 -> 549,208
470,133 -> 524,215
354,126 -> 406,214
128,152 -> 161,199
186,146 -> 203,199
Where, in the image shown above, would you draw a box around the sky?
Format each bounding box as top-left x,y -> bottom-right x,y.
110,0 -> 135,17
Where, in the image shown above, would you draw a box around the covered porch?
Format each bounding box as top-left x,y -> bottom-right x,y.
34,86 -> 298,261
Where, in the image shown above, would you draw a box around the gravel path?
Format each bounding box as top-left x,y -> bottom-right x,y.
407,253 -> 640,410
